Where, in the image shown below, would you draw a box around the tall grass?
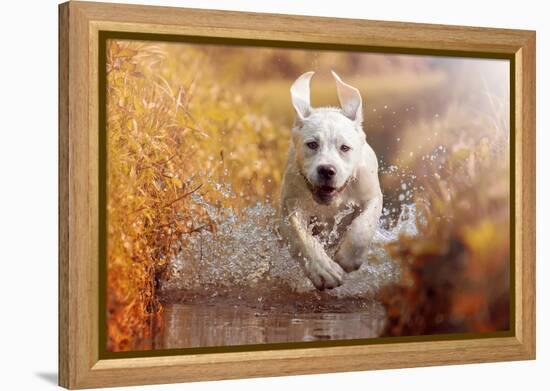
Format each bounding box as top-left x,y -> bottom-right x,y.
106,41 -> 286,351
379,96 -> 510,335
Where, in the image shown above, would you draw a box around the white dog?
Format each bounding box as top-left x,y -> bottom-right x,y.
279,71 -> 383,290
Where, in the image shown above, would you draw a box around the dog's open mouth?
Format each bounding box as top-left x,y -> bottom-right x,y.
313,181 -> 351,204
299,171 -> 350,204
313,185 -> 342,204
317,185 -> 338,197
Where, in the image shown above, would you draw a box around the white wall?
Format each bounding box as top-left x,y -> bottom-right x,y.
0,0 -> 546,389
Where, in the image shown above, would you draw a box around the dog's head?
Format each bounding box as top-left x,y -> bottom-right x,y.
290,71 -> 366,205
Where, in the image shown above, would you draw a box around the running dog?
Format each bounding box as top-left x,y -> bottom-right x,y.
279,71 -> 383,290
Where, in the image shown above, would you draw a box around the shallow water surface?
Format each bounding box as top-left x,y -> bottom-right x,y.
156,298 -> 386,349
154,201 -> 417,350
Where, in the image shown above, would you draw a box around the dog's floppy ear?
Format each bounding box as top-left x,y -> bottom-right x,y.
290,71 -> 314,123
331,70 -> 363,123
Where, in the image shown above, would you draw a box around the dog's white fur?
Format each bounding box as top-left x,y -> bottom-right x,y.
279,71 -> 383,290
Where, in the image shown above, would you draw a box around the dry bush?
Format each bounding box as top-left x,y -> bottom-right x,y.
377,65 -> 511,336
379,129 -> 510,335
106,41 -> 286,351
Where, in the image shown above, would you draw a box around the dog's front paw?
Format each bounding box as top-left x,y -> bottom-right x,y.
305,257 -> 344,291
334,244 -> 366,273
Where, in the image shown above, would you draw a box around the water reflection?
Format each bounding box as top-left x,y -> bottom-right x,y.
156,300 -> 386,349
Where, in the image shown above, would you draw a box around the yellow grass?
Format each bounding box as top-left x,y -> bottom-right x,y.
106,41 -> 291,350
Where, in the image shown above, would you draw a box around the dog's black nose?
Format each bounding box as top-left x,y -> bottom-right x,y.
317,165 -> 336,180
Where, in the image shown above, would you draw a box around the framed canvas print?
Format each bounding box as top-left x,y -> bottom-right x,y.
58,1 -> 536,389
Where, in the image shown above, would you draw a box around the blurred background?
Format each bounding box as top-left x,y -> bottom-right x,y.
106,39 -> 510,351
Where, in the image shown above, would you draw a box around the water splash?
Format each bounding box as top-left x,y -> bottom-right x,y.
162,187 -> 419,304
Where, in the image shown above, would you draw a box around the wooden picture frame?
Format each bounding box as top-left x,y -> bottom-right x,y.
59,1 -> 536,388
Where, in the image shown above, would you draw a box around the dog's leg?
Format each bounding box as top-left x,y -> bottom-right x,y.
282,212 -> 345,290
334,196 -> 382,272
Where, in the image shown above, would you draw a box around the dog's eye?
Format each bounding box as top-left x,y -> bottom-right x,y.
306,141 -> 319,150
340,145 -> 351,152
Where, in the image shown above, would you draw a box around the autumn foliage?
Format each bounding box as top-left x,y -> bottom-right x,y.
379,120 -> 510,336
105,41 -> 286,351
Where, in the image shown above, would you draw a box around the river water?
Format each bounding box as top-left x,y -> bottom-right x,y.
156,299 -> 385,348
156,198 -> 418,349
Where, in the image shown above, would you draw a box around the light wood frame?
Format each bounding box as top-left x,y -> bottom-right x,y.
59,1 -> 536,389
